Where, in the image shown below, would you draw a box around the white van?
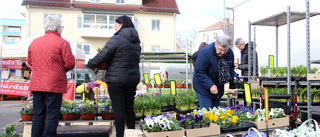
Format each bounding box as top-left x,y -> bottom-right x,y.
159,63 -> 194,80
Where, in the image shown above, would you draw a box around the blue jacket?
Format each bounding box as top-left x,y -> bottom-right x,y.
193,42 -> 238,99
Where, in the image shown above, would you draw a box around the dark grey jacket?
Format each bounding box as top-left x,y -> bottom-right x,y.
239,42 -> 259,77
88,27 -> 141,86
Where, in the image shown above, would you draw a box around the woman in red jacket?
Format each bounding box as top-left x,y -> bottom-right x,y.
28,15 -> 75,137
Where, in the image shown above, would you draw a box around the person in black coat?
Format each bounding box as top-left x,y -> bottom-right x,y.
234,38 -> 259,81
87,15 -> 141,137
191,42 -> 207,67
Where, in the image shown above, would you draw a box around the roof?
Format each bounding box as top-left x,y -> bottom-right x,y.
251,11 -> 320,26
22,0 -> 180,14
199,19 -> 232,32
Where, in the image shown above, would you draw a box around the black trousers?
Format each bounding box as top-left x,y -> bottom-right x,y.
32,91 -> 62,137
108,84 -> 136,137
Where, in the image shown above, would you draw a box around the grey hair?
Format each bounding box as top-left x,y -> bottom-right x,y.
43,15 -> 62,32
216,34 -> 232,48
235,38 -> 245,45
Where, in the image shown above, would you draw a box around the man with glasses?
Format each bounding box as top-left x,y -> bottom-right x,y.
234,38 -> 259,82
193,34 -> 238,109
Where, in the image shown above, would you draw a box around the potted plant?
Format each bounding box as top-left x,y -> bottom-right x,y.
163,79 -> 170,88
98,99 -> 114,120
60,107 -> 80,121
19,108 -> 34,121
79,100 -> 98,120
0,123 -> 19,137
176,80 -> 184,88
134,96 -> 144,118
141,113 -> 183,137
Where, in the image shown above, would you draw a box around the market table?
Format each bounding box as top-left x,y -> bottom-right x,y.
0,82 -> 76,100
20,118 -> 115,137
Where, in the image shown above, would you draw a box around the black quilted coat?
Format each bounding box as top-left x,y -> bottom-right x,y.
88,27 -> 141,86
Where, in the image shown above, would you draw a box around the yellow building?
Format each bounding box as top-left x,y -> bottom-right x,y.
21,0 -> 180,63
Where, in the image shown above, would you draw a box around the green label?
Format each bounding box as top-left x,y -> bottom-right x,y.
144,73 -> 149,84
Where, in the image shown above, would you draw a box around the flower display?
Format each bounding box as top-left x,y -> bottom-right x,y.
0,123 -> 19,137
141,112 -> 181,132
60,99 -> 80,114
86,82 -> 101,91
233,76 -> 244,83
76,83 -> 89,93
98,99 -> 113,114
272,119 -> 320,137
78,100 -> 98,114
174,110 -> 210,128
19,108 -> 33,115
200,107 -> 242,127
252,108 -> 286,121
231,105 -> 256,121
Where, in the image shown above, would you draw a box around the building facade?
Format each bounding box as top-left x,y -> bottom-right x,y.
21,0 -> 180,63
0,14 -> 25,45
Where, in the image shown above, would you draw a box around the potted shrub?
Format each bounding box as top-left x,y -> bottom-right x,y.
60,107 -> 80,121
134,96 -> 144,118
79,100 -> 98,120
19,108 -> 34,121
176,80 -> 184,88
0,123 -> 19,137
98,99 -> 114,120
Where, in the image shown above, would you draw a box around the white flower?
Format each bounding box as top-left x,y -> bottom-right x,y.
146,119 -> 154,129
154,116 -> 162,124
158,121 -> 167,129
246,112 -> 253,119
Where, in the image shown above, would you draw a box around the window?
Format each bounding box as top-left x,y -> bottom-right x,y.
8,28 -> 20,32
151,45 -> 160,51
77,43 -> 91,54
214,33 -> 218,39
8,37 -> 20,43
116,0 -> 124,4
134,18 -> 138,29
152,20 -> 160,31
83,17 -> 91,28
77,16 -> 82,28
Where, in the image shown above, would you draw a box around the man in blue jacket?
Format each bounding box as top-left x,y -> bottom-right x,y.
193,34 -> 238,109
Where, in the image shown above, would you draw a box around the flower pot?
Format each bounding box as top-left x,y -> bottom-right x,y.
164,85 -> 170,88
101,113 -> 114,120
62,114 -> 77,121
135,112 -> 143,117
176,84 -> 184,88
155,85 -> 163,88
147,84 -> 153,88
81,114 -> 95,120
21,114 -> 33,121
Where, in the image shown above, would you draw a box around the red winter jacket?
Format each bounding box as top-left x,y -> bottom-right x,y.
28,31 -> 75,93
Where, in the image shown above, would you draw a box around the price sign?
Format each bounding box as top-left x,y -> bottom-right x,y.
154,73 -> 161,85
144,73 -> 150,84
264,88 -> 269,122
269,55 -> 274,69
170,80 -> 176,95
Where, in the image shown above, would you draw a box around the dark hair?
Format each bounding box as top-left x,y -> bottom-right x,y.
115,15 -> 135,29
198,42 -> 208,51
22,62 -> 27,67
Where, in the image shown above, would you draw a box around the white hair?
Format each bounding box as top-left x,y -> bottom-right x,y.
216,34 -> 232,48
43,15 -> 62,32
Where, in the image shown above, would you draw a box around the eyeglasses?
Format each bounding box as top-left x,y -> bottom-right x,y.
216,45 -> 228,53
59,26 -> 64,29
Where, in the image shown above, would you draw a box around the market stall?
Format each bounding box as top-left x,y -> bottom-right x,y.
0,32 -> 85,100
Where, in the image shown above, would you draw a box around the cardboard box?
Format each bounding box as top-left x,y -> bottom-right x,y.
185,123 -> 220,137
143,128 -> 184,137
125,129 -> 143,137
254,116 -> 289,129
307,74 -> 320,81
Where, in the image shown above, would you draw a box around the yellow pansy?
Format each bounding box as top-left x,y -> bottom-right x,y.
205,111 -> 209,117
194,112 -> 198,115
86,100 -> 91,104
220,115 -> 226,120
209,113 -> 214,121
228,118 -> 231,121
173,112 -> 177,119
232,116 -> 238,123
226,109 -> 232,116
223,121 -> 226,124
213,115 -> 219,123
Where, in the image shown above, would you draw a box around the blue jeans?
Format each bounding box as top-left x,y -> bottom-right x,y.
32,91 -> 62,137
196,92 -> 221,110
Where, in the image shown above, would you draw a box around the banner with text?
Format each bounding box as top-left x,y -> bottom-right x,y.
0,82 -> 29,96
2,59 -> 29,69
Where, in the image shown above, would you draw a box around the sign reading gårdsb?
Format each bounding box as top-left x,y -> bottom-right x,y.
0,82 -> 29,96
